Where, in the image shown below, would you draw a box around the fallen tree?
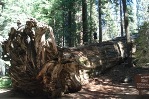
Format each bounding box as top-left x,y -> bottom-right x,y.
2,19 -> 128,98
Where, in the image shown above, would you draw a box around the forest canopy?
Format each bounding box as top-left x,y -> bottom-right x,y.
0,0 -> 148,47
0,0 -> 149,66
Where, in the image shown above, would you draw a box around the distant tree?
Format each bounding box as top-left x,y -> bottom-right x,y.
89,0 -> 94,43
98,0 -> 102,43
82,0 -> 88,44
120,0 -> 124,37
135,22 -> 149,66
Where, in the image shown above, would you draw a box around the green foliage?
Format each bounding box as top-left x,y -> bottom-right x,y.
136,0 -> 149,25
0,0 -> 148,47
101,1 -> 120,40
0,0 -> 34,39
31,0 -> 100,46
135,22 -> 149,66
0,76 -> 11,88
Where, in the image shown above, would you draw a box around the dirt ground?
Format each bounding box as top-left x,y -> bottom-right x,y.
0,65 -> 149,99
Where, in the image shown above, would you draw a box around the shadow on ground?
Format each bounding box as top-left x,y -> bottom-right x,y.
0,88 -> 47,99
0,65 -> 149,99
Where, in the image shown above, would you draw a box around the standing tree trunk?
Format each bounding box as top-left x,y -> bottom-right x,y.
82,0 -> 88,44
68,10 -> 72,47
62,11 -> 65,46
89,0 -> 94,43
120,0 -> 124,37
98,0 -> 102,43
122,0 -> 133,67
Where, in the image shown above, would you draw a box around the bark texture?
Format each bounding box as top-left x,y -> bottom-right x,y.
2,19 -> 129,98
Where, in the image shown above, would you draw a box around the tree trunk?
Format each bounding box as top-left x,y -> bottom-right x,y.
122,0 -> 133,67
2,19 -> 129,98
89,0 -> 94,43
120,0 -> 124,37
82,0 -> 88,44
68,10 -> 72,47
62,11 -> 65,46
98,0 -> 102,43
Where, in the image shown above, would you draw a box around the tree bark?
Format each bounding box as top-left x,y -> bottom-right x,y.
82,0 -> 88,44
122,0 -> 133,67
120,0 -> 124,37
98,0 -> 102,43
2,19 -> 129,98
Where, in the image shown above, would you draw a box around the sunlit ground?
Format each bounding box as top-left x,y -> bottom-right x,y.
0,80 -> 149,99
0,66 -> 149,99
61,78 -> 149,99
0,89 -> 11,93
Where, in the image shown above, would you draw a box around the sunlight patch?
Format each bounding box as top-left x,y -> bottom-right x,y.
0,89 -> 11,93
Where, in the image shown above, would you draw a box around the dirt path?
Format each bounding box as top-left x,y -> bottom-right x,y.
61,78 -> 149,99
0,82 -> 149,99
0,65 -> 149,99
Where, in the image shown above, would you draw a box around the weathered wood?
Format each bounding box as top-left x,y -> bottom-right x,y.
2,19 -> 129,98
1,19 -> 82,98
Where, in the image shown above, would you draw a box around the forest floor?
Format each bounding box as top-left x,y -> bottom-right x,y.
61,64 -> 149,99
0,64 -> 149,99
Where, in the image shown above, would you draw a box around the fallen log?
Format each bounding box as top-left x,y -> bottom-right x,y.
2,19 -> 129,98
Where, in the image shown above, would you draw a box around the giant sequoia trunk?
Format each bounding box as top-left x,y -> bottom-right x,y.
2,19 -> 128,98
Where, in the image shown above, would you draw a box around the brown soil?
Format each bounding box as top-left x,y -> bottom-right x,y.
60,64 -> 149,99
0,65 -> 149,99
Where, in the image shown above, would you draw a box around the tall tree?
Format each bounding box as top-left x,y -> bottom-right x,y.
98,0 -> 102,43
82,0 -> 88,44
89,0 -> 93,43
67,1 -> 76,47
120,0 -> 124,36
122,0 -> 133,67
